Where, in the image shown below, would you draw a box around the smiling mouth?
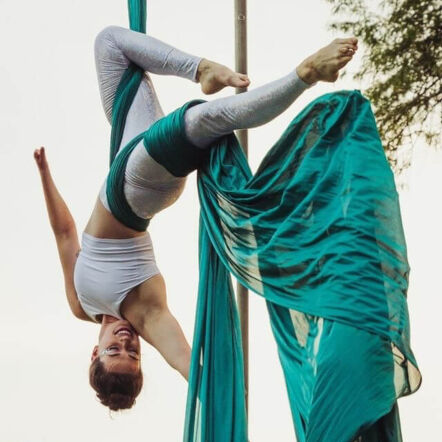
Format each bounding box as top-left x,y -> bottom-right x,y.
114,327 -> 133,337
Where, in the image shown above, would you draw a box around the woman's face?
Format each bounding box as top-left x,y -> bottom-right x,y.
91,315 -> 141,373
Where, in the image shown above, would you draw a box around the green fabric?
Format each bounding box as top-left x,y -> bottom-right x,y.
106,133 -> 150,231
184,90 -> 421,441
106,0 -> 148,229
112,2 -> 421,440
109,0 -> 146,167
107,99 -> 210,231
144,99 -> 209,177
109,65 -> 144,166
107,1 -> 205,229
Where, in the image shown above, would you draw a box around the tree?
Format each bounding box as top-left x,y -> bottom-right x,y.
326,0 -> 441,170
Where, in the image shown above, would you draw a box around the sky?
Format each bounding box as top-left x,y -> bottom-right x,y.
0,0 -> 440,441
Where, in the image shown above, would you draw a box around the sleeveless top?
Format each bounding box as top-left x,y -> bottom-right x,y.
74,232 -> 160,321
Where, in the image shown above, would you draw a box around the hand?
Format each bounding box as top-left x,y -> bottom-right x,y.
34,146 -> 49,173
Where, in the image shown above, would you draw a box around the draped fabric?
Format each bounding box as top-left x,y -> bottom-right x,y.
183,90 -> 421,441
109,0 -> 146,167
114,2 -> 421,441
106,0 -> 149,231
107,99 -> 207,231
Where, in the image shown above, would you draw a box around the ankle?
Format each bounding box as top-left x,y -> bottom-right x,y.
196,58 -> 211,83
296,60 -> 319,85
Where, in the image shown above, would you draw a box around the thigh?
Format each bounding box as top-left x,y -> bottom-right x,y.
119,75 -> 165,151
95,27 -> 132,122
95,28 -> 164,150
123,142 -> 186,219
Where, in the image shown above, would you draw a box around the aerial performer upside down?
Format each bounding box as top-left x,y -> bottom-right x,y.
34,2 -> 421,441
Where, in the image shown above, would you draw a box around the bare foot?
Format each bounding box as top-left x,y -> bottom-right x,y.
197,59 -> 250,94
296,38 -> 358,84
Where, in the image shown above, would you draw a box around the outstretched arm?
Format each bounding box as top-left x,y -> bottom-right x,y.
34,147 -> 91,322
141,307 -> 191,380
122,274 -> 191,380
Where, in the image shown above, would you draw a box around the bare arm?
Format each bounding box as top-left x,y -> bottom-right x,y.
142,307 -> 191,380
34,147 -> 92,322
122,274 -> 191,380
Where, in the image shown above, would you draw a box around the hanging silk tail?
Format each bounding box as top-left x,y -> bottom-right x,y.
183,222 -> 247,441
110,1 -> 421,440
183,90 -> 421,441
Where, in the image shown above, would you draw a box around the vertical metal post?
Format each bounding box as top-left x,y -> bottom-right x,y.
234,0 -> 249,414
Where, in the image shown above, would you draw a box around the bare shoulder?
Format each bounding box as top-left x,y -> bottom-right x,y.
121,273 -> 168,326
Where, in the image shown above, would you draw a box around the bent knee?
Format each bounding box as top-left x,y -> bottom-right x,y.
94,25 -> 125,58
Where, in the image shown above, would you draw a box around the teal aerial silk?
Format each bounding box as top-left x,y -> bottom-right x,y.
109,0 -> 146,167
112,2 -> 421,441
107,99 -> 207,231
106,0 -> 149,231
183,90 -> 421,441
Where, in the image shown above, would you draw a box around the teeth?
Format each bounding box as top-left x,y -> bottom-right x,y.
116,328 -> 132,336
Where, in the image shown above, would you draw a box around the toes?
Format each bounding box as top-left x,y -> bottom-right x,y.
230,74 -> 249,87
335,38 -> 358,52
336,37 -> 358,45
339,46 -> 355,55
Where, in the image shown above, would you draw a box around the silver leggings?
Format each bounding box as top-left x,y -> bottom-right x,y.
96,26 -> 312,219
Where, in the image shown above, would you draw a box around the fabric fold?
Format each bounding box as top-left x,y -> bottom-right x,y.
115,2 -> 421,440
184,90 -> 420,441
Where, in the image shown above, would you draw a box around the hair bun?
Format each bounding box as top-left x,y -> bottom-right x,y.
89,359 -> 143,412
105,392 -> 135,411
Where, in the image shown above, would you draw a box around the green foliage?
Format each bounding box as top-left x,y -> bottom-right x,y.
326,0 -> 441,169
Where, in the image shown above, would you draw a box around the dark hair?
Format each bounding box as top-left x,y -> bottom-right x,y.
89,358 -> 143,411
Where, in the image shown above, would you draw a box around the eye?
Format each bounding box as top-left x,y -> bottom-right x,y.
104,346 -> 120,355
128,349 -> 140,360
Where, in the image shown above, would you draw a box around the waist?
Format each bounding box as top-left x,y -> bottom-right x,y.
85,197 -> 148,239
79,231 -> 154,254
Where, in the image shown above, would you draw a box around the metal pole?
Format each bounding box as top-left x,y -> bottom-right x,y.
234,0 -> 249,414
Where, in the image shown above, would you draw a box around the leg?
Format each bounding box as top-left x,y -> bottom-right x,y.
94,26 -> 249,149
184,37 -> 358,148
94,25 -> 202,126
184,70 -> 311,148
95,27 -> 249,218
118,38 -> 354,218
95,26 -> 201,214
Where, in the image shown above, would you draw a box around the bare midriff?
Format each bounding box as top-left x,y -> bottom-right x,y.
84,198 -> 146,239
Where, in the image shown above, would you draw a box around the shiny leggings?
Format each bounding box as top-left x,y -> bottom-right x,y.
95,26 -> 311,218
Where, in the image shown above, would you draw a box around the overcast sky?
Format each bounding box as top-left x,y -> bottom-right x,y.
0,0 -> 440,441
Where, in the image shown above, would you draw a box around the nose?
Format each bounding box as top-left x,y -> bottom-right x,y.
118,335 -> 132,343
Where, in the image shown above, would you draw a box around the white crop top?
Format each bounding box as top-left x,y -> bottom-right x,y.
74,232 -> 160,321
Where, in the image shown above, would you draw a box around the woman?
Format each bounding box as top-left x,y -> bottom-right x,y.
34,25 -> 357,411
